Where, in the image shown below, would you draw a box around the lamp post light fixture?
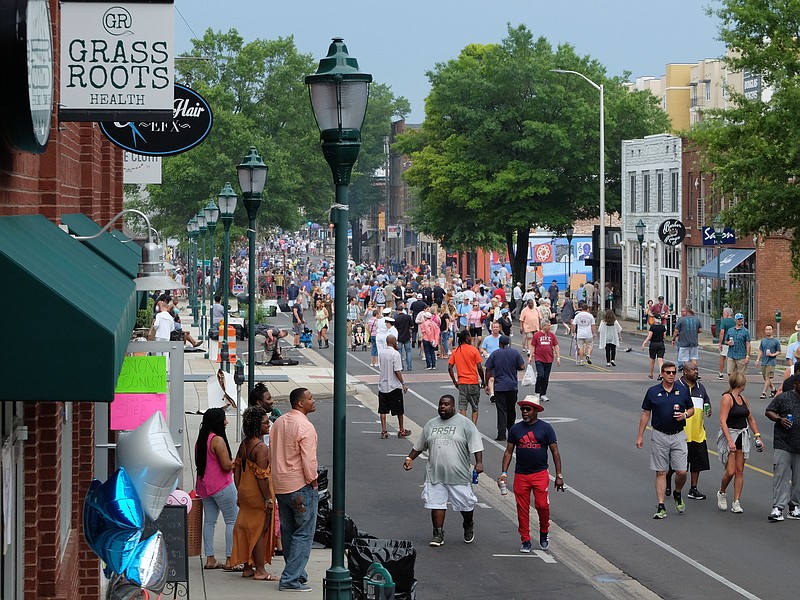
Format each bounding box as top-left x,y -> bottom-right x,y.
237,147 -> 269,394
565,225 -> 574,296
218,183 -> 238,372
204,200 -> 220,354
197,211 -> 208,342
307,37 -> 371,600
635,219 -> 646,330
551,69 -> 606,310
714,215 -> 724,342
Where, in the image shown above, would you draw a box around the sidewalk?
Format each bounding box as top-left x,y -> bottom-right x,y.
180,306 -> 347,600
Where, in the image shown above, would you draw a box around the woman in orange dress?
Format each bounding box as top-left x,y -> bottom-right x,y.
230,406 -> 277,580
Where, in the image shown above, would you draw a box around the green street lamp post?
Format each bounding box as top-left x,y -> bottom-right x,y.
187,219 -> 199,322
237,147 -> 269,394
565,225 -> 574,296
307,37 -> 371,600
636,219 -> 646,329
204,200 -> 220,355
714,215 -> 724,342
218,183 -> 238,372
197,211 -> 208,341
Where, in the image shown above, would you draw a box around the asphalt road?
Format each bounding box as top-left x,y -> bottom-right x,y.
277,313 -> 795,600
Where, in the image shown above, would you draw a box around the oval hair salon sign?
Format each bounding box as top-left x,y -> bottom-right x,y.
657,219 -> 686,246
100,84 -> 212,156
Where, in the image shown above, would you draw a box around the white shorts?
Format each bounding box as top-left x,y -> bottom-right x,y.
421,482 -> 477,511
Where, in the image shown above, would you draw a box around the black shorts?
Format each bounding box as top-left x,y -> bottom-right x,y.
687,440 -> 710,472
469,326 -> 482,338
378,388 -> 404,416
649,342 -> 666,359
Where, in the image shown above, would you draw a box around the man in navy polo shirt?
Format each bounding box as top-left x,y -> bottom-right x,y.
484,336 -> 525,441
636,361 -> 695,519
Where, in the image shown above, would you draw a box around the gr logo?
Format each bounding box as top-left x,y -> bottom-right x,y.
102,7 -> 133,36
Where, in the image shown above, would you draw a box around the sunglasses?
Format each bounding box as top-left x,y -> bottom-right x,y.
519,406 -> 535,411
662,370 -> 677,375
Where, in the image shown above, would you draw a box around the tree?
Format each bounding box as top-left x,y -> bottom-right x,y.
690,0 -> 800,276
393,25 -> 669,283
138,29 -> 408,251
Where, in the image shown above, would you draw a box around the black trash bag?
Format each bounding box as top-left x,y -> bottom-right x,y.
344,515 -> 375,545
347,538 -> 417,600
314,497 -> 332,548
317,467 -> 329,493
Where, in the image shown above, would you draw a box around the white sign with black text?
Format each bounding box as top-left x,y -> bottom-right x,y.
59,2 -> 174,120
123,152 -> 162,185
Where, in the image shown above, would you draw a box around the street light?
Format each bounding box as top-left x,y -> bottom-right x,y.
237,146 -> 269,395
307,37 -> 371,600
187,219 -> 199,321
714,214 -> 724,342
204,200 -> 220,354
197,211 -> 208,341
565,225 -> 574,296
218,182 -> 237,372
635,219 -> 646,329
551,69 -> 606,310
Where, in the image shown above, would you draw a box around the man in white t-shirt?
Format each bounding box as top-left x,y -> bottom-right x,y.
403,395 -> 484,547
572,303 -> 596,366
378,335 -> 410,439
153,297 -> 175,341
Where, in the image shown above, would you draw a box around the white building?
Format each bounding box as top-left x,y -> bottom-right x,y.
621,134 -> 682,323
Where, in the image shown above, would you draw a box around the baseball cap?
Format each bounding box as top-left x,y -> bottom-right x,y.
658,295 -> 664,300
518,395 -> 544,412
735,313 -> 744,320
382,307 -> 393,315
500,308 -> 509,314
498,335 -> 510,346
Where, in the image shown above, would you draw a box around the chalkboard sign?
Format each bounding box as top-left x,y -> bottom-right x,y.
143,506 -> 188,583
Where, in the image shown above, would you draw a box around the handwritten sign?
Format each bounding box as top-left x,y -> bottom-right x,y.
143,505 -> 188,583
115,355 -> 167,393
110,393 -> 166,430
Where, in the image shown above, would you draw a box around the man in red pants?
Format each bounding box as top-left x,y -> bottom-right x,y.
498,396 -> 564,552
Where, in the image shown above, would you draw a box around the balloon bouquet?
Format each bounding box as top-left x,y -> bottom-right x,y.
83,412 -> 183,599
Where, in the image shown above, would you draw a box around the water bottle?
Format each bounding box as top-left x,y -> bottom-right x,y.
754,436 -> 763,452
498,478 -> 508,495
472,469 -> 479,484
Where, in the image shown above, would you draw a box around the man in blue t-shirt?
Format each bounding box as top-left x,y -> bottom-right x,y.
636,361 -> 694,519
756,324 -> 781,399
724,313 -> 752,375
672,306 -> 702,371
499,396 -> 564,553
484,336 -> 525,441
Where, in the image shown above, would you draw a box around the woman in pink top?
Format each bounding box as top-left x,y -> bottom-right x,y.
420,312 -> 441,370
195,408 -> 238,570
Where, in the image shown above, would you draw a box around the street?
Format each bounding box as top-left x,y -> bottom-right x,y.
289,314 -> 794,600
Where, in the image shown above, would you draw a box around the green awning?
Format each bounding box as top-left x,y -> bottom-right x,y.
61,213 -> 140,279
0,215 -> 138,402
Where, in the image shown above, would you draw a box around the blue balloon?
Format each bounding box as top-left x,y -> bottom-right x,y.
123,532 -> 167,592
86,468 -> 144,530
83,469 -> 145,574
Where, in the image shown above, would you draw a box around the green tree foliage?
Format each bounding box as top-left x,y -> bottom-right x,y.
140,30 -> 407,250
691,1 -> 800,275
394,25 -> 669,282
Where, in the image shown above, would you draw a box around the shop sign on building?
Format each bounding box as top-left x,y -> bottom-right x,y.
59,1 -> 174,121
123,152 -> 162,184
657,219 -> 686,246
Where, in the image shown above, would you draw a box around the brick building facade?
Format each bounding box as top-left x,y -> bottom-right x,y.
0,1 -> 124,598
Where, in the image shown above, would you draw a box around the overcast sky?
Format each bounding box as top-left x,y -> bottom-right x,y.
174,0 -> 726,122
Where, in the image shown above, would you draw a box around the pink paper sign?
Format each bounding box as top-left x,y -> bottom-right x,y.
111,393 -> 167,431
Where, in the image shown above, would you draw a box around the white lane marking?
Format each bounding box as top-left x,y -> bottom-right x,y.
405,387 -> 761,600
475,502 -> 492,509
352,421 -> 381,424
541,417 -> 577,424
491,552 -> 557,563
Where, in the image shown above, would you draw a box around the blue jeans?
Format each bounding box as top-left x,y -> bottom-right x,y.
399,340 -> 413,371
202,482 -> 239,557
423,340 -> 437,368
277,484 -> 319,589
441,331 -> 451,356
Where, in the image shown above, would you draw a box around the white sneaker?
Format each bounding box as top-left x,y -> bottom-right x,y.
788,506 -> 800,520
540,395 -> 550,402
769,506 -> 785,522
731,500 -> 743,514
716,491 -> 727,511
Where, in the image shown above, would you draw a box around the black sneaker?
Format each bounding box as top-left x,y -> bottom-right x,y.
539,531 -> 549,550
429,528 -> 444,547
665,483 -> 672,499
718,373 -> 725,380
586,357 -> 592,365
463,522 -> 474,544
653,504 -> 667,519
687,487 -> 706,500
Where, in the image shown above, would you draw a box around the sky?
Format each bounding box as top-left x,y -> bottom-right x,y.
174,0 -> 726,123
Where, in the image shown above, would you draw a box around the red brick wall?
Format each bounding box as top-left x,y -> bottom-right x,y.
3,3 -> 121,599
